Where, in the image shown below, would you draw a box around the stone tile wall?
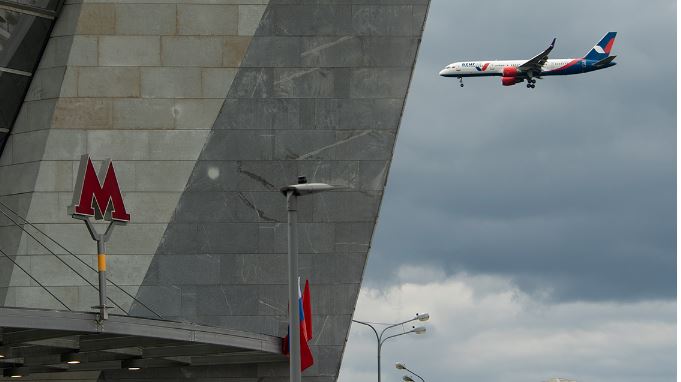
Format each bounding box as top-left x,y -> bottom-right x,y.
0,0 -> 269,314
129,1 -> 430,380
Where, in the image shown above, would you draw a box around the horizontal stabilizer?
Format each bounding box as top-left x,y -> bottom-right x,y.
594,55 -> 616,67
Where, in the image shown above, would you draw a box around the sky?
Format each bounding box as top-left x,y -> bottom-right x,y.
338,0 -> 676,381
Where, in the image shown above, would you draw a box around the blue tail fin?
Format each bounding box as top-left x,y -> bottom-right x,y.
584,32 -> 617,60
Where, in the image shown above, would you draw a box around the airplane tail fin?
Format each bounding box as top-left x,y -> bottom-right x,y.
584,32 -> 617,61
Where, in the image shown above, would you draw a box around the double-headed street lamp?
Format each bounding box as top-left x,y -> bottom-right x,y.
281,177 -> 335,382
352,313 -> 430,382
397,362 -> 425,382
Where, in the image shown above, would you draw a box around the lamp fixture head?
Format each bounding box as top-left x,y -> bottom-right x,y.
416,313 -> 430,322
412,326 -> 427,334
122,358 -> 143,371
403,376 -> 415,382
281,182 -> 336,196
395,362 -> 406,370
0,344 -> 10,358
61,352 -> 85,365
4,367 -> 29,378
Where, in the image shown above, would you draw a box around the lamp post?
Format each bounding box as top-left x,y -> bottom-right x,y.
396,362 -> 425,382
352,313 -> 429,382
280,176 -> 335,382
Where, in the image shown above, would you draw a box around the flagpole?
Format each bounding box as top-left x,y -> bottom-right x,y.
286,190 -> 302,382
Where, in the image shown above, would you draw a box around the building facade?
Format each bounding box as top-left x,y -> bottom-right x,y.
0,0 -> 430,380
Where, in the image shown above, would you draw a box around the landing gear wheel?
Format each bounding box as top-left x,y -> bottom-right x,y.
460,83 -> 464,88
458,77 -> 464,87
527,83 -> 531,88
530,84 -> 536,88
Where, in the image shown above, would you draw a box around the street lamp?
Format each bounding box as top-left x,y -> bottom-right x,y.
402,376 -> 415,382
352,313 -> 429,382
396,362 -> 425,382
281,176 -> 335,382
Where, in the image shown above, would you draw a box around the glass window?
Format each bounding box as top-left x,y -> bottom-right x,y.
2,0 -> 61,11
0,0 -> 63,157
0,70 -> 30,128
0,9 -> 51,72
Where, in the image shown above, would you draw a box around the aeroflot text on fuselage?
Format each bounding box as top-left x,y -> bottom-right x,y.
439,32 -> 617,88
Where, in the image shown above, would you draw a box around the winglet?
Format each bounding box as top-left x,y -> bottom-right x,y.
550,38 -> 556,49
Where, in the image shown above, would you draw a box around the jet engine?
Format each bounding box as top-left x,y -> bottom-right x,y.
501,76 -> 523,86
501,66 -> 522,86
502,66 -> 519,77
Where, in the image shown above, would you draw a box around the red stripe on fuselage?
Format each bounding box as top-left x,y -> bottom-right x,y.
548,58 -> 581,73
481,62 -> 490,71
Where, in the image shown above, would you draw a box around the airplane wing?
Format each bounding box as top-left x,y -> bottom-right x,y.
518,38 -> 556,75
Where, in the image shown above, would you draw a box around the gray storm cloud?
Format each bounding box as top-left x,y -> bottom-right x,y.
363,0 -> 676,303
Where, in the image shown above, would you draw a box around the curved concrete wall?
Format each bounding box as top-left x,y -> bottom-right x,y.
0,0 -> 430,380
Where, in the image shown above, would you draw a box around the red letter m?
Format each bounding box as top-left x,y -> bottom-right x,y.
70,155 -> 130,222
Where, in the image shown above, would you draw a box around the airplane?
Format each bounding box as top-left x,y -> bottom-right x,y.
439,32 -> 617,88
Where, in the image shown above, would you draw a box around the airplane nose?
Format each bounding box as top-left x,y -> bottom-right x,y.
439,68 -> 448,76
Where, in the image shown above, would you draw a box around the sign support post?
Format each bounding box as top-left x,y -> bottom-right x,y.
76,216 -> 117,320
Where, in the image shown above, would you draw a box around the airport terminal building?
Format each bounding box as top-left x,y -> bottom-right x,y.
0,1 -> 429,380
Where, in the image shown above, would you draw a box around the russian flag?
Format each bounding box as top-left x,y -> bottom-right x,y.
282,278 -> 314,371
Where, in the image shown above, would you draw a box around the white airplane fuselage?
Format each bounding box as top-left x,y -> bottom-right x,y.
439,33 -> 618,87
439,58 -> 614,78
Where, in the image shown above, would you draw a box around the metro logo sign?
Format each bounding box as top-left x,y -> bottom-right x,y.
70,155 -> 130,222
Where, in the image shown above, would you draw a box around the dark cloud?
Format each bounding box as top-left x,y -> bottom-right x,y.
363,0 -> 676,302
